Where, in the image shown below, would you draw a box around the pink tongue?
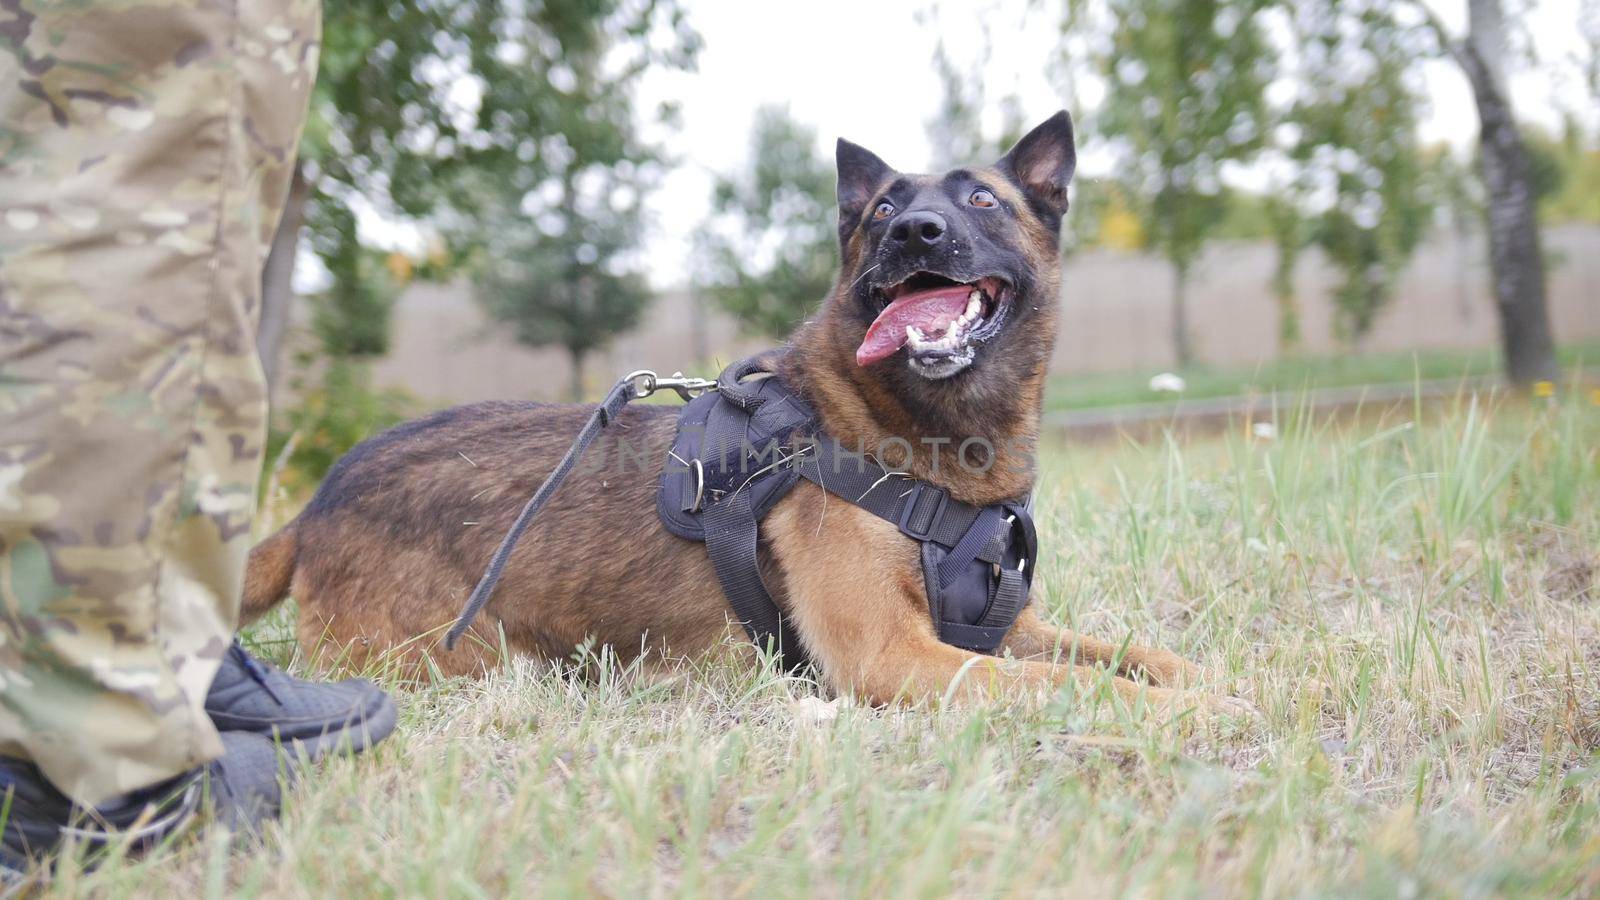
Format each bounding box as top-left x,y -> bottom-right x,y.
856,285 -> 973,366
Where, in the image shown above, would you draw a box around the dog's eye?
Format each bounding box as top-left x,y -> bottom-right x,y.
872,201 -> 895,221
969,189 -> 997,208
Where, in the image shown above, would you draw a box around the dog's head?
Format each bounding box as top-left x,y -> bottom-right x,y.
830,112 -> 1074,390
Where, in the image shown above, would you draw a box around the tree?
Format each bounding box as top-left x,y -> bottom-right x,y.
268,186 -> 413,494
1087,0 -> 1275,366
257,0 -> 698,395
1284,0 -> 1432,343
1264,193 -> 1306,352
477,166 -> 654,401
924,35 -> 1029,171
926,39 -> 992,172
459,0 -> 676,399
1416,0 -> 1558,385
696,106 -> 838,339
303,198 -> 398,359
1525,119 -> 1600,224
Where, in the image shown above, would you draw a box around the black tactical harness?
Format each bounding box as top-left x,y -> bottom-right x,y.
655,355 -> 1037,669
445,354 -> 1037,670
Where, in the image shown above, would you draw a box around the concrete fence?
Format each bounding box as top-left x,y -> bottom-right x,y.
368,224 -> 1600,405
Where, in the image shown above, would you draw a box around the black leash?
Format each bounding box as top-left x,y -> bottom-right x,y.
443,369 -> 716,650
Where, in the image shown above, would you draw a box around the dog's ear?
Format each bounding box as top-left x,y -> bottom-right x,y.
997,111 -> 1076,223
836,138 -> 895,248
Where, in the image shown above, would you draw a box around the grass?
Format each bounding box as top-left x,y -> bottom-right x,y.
29,388 -> 1600,897
1044,341 -> 1600,412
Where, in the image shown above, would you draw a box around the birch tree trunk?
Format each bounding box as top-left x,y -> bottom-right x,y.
1172,262 -> 1193,368
1462,0 -> 1558,385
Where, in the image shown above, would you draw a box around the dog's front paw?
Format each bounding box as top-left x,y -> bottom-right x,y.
1138,685 -> 1260,723
1207,693 -> 1261,719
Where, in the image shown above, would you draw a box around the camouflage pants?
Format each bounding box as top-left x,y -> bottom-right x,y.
0,0 -> 320,806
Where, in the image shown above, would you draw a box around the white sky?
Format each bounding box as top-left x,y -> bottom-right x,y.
632,0 -> 1596,288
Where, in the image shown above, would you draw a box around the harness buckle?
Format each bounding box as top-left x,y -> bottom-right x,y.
896,482 -> 948,541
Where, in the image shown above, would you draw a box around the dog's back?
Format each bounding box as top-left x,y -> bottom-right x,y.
244,400 -> 744,677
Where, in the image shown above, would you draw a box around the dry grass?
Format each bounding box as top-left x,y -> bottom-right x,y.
36,389 -> 1600,898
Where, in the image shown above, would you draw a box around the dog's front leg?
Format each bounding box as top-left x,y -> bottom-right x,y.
763,487 -> 1186,710
821,625 -> 1189,709
999,607 -> 1204,688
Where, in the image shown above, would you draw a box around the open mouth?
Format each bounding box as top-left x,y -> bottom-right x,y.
857,272 -> 1011,377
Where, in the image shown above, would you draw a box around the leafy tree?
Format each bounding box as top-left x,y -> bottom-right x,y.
927,39 -> 993,172
1264,193 -> 1307,352
302,197 -> 398,359
1283,0 -> 1431,343
267,195 -> 413,494
459,0 -> 679,399
695,106 -> 838,339
1527,120 -> 1600,224
1209,191 -> 1279,242
258,0 -> 699,389
924,36 -> 1029,171
477,166 -> 654,401
923,31 -> 1050,245
1087,0 -> 1275,366
1061,177 -> 1124,254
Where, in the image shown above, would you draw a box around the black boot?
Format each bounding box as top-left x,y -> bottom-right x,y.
1,731 -> 288,881
205,640 -> 396,760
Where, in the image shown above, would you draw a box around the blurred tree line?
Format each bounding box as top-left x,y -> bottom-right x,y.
702,0 -> 1599,381
267,0 -> 1600,490
262,0 -> 697,487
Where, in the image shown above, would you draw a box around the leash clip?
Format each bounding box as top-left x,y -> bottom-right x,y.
624,370 -> 718,402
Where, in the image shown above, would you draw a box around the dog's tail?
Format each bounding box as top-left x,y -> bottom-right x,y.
240,523 -> 298,624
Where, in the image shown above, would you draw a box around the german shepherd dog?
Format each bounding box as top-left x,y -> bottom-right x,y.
243,112 -> 1230,713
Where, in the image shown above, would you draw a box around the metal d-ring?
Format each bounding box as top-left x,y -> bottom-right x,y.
688,458 -> 705,512
623,369 -> 659,398
994,513 -> 1026,577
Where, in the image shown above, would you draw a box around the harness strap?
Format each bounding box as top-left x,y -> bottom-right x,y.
933,505 -> 1005,589
790,439 -> 1017,586
702,492 -> 807,669
443,377 -> 639,650
791,442 -> 985,547
982,567 -> 1029,629
789,434 -> 1031,653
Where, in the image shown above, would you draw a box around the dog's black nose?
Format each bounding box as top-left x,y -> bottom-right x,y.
889,210 -> 947,248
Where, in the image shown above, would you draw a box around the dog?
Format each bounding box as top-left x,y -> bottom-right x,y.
243,111 -> 1224,712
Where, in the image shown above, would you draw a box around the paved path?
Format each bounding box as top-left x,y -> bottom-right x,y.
1043,377 -> 1507,441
